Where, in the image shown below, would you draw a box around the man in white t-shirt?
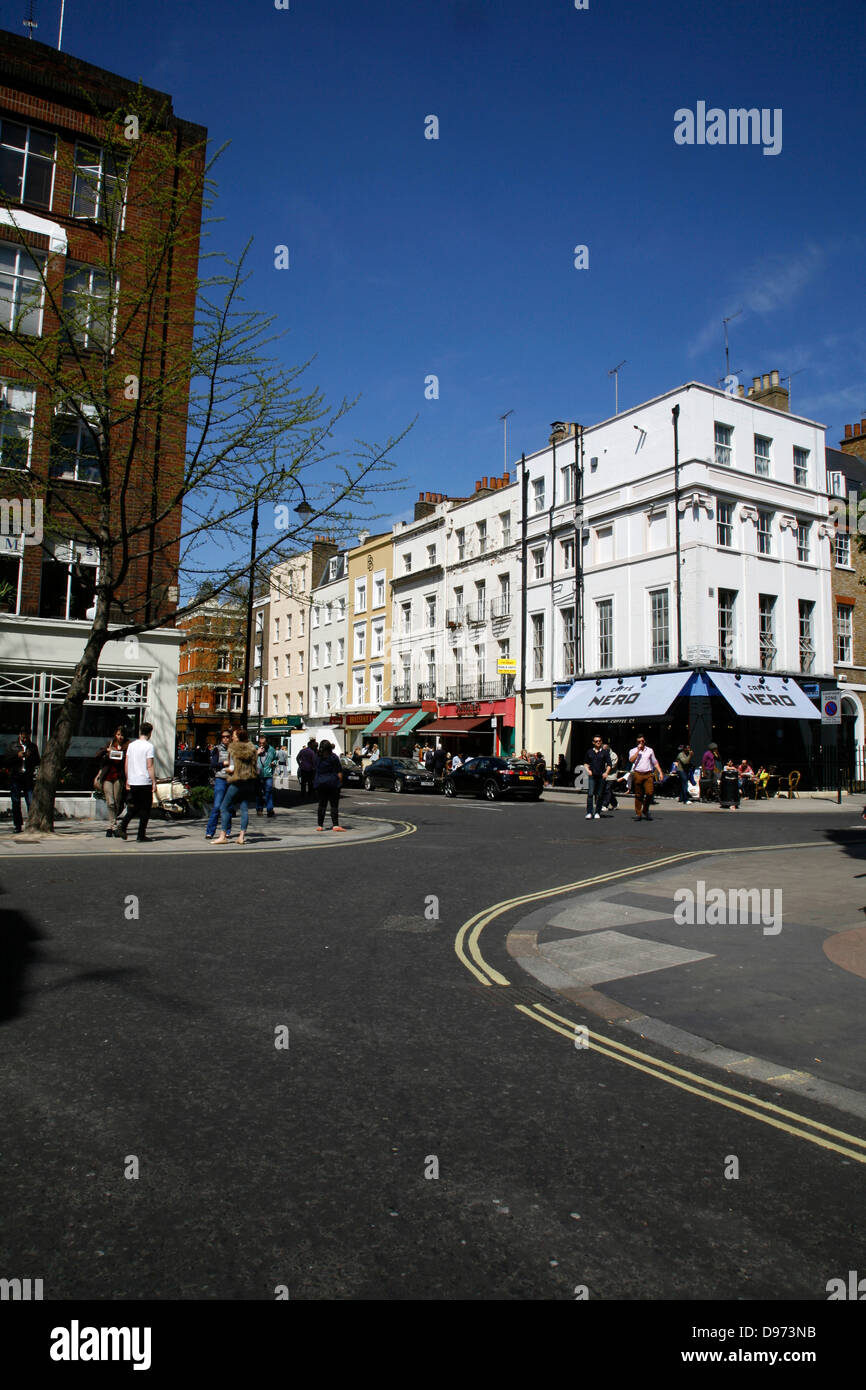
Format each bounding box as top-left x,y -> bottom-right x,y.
114,723 -> 157,842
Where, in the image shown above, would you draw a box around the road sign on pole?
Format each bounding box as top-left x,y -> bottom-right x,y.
821,690 -> 842,725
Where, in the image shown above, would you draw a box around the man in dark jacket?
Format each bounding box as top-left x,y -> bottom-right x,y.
432,744 -> 447,790
296,739 -> 318,798
583,735 -> 612,820
8,728 -> 40,833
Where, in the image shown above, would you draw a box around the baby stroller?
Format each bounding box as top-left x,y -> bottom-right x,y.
152,777 -> 190,819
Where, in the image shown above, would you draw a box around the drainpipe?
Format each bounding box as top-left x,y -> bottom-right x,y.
520,453 -> 528,752
672,404 -> 683,667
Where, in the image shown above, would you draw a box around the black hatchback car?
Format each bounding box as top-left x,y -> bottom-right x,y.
362,756 -> 436,794
339,755 -> 364,787
443,756 -> 543,801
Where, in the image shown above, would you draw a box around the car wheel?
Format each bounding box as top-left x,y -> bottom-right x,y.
393,777 -> 405,794
363,776 -> 374,791
443,779 -> 456,798
484,779 -> 501,801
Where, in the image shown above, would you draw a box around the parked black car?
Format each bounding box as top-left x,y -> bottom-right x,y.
362,756 -> 436,794
173,754 -> 212,788
443,756 -> 543,801
339,755 -> 364,787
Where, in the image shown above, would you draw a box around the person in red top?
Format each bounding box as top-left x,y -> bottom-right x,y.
98,727 -> 128,837
628,735 -> 661,821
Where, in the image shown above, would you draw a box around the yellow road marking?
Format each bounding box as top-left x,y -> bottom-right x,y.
514,1005 -> 866,1166
458,838 -> 865,1163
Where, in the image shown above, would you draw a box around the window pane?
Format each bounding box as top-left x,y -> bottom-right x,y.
0,147 -> 23,200
39,558 -> 69,617
23,155 -> 53,208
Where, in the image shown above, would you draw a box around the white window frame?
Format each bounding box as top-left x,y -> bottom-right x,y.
0,243 -> 46,336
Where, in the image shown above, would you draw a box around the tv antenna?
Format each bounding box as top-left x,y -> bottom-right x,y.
608,360 -> 626,415
781,369 -> 805,409
499,410 -> 514,475
723,309 -> 742,377
23,0 -> 37,38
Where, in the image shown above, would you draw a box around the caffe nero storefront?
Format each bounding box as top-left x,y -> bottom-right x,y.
549,669 -> 838,789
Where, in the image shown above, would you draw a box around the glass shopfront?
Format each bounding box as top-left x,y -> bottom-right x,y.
0,667 -> 150,791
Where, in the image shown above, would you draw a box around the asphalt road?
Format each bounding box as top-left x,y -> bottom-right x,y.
1,791 -> 864,1304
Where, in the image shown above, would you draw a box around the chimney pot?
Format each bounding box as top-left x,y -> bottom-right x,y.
762,374 -> 770,390
771,370 -> 780,386
845,424 -> 853,439
855,424 -> 862,437
861,419 -> 866,433
737,384 -> 745,397
752,376 -> 761,390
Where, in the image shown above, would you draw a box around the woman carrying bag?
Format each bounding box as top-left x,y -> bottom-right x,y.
213,728 -> 258,846
98,727 -> 128,838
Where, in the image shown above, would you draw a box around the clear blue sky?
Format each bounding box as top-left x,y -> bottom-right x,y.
8,0 -> 866,533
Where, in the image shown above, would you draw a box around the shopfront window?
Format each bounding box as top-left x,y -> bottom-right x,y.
39,539 -> 99,619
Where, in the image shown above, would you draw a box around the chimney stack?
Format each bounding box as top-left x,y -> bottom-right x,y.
839,421 -> 866,460
746,368 -> 789,413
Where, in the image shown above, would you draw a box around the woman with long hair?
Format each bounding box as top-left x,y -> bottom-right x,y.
212,727 -> 258,846
99,726 -> 128,838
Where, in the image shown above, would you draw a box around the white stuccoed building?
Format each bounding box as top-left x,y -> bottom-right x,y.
529,375 -> 834,784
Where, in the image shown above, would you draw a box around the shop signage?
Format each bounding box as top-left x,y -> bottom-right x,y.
497,658 -> 516,674
344,713 -> 371,726
801,682 -> 820,698
455,702 -> 481,717
260,716 -> 304,729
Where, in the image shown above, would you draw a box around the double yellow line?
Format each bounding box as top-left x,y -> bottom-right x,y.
454,846 -> 866,1165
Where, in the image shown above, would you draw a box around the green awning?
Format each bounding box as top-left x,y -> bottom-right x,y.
361,707 -> 430,737
361,709 -> 391,736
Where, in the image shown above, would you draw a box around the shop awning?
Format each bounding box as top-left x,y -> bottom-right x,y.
420,716 -> 490,736
707,671 -> 820,719
549,671 -> 693,722
362,707 -> 428,736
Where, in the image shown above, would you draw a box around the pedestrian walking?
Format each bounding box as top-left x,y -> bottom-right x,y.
601,741 -> 619,809
555,753 -> 569,786
256,735 -> 278,818
213,728 -> 258,845
675,744 -> 694,804
628,735 -> 661,821
296,738 -> 318,798
535,752 -> 548,786
205,728 -> 233,839
584,735 -> 612,819
115,723 -> 157,842
701,743 -> 720,802
451,751 -> 463,772
7,727 -> 40,834
98,727 -> 128,836
314,739 -> 347,832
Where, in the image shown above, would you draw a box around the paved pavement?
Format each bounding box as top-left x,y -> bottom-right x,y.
0,805 -> 410,856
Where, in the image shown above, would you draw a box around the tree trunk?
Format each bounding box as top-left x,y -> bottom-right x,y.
25,627 -> 109,833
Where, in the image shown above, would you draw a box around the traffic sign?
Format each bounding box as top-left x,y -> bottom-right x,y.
821,690 -> 842,725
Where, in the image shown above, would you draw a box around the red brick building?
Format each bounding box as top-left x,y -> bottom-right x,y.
176,598 -> 246,748
0,31 -> 206,794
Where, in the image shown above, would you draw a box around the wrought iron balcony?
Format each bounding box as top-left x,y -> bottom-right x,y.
416,681 -> 438,700
446,607 -> 464,627
391,684 -> 412,703
465,602 -> 487,624
490,595 -> 511,619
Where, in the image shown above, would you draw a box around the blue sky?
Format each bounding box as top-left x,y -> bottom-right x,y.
8,0 -> 866,538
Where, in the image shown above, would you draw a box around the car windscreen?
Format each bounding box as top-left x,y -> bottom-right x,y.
390,759 -> 416,769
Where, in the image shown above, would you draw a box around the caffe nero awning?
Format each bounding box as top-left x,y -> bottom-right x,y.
550,670 -> 820,722
706,671 -> 820,719
549,672 -> 693,722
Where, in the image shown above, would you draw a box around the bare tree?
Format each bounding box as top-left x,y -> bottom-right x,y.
0,90 -> 408,830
